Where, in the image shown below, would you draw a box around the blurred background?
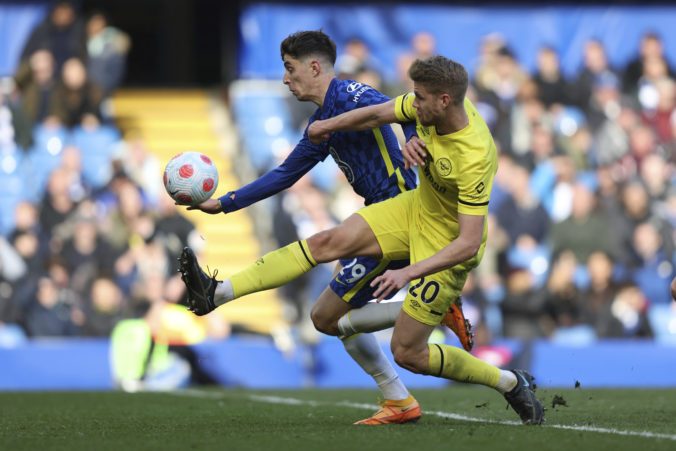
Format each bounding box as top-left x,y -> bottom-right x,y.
1,0 -> 676,391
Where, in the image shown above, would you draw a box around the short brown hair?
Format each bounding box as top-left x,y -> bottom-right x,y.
280,30 -> 337,65
408,56 -> 468,105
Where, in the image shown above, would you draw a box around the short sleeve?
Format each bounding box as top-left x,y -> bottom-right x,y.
394,93 -> 417,123
456,152 -> 494,216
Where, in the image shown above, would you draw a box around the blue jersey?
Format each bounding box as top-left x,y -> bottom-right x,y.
297,78 -> 417,204
219,78 -> 416,212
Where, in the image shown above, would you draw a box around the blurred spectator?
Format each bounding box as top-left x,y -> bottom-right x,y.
85,10 -> 130,96
640,76 -> 675,144
584,70 -> 624,134
335,38 -> 380,80
503,78 -> 545,158
500,268 -> 544,339
474,33 -> 508,94
609,283 -> 653,337
112,131 -> 162,204
541,250 -> 583,336
495,161 -> 550,246
54,57 -> 104,128
591,102 -> 638,167
24,259 -> 83,337
631,221 -> 674,305
573,39 -> 619,109
580,251 -> 624,337
59,206 -> 118,294
636,56 -> 671,115
386,31 -> 436,96
81,276 -> 126,336
620,123 -> 657,179
639,153 -> 670,202
622,32 -> 675,97
478,46 -> 529,112
532,46 -> 570,108
0,76 -> 33,150
551,179 -> 618,262
19,1 -> 86,74
154,192 -> 199,268
0,256 -> 24,328
38,167 -> 78,239
13,49 -> 66,127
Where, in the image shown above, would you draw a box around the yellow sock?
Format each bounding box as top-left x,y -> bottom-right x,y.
231,240 -> 316,298
427,343 -> 500,388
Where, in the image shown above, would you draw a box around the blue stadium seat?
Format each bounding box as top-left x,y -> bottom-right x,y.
0,170 -> 24,236
70,125 -> 121,188
229,81 -> 297,176
647,304 -> 676,345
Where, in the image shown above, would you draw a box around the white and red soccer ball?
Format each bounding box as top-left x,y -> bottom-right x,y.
163,151 -> 219,206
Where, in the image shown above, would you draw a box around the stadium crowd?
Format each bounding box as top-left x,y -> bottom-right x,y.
1,5 -> 676,350
282,31 -> 676,346
0,2 -> 203,345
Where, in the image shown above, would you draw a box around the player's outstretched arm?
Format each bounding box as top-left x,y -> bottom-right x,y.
308,99 -> 398,143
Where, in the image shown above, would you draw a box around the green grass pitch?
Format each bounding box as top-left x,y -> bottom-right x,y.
1,386 -> 675,450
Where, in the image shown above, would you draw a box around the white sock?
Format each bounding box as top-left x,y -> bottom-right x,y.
341,333 -> 409,400
337,301 -> 402,336
495,370 -> 517,394
214,280 -> 234,306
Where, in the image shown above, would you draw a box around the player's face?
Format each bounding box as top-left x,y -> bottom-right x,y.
411,83 -> 445,126
282,55 -> 314,101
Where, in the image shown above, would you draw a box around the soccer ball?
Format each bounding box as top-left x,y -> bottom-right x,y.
163,151 -> 219,206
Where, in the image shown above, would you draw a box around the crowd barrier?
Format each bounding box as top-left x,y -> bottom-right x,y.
1,335 -> 674,390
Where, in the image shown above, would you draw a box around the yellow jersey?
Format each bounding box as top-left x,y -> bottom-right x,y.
394,94 -> 498,242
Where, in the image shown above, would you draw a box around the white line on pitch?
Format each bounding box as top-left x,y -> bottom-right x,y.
172,390 -> 676,441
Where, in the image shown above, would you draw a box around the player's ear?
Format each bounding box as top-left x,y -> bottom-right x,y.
440,92 -> 452,108
310,60 -> 321,76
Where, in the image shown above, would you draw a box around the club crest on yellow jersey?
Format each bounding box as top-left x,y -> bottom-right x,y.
436,158 -> 452,176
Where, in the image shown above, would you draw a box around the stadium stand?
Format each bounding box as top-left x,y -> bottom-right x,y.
110,89 -> 284,334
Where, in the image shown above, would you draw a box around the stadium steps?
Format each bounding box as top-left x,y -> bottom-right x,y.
111,89 -> 284,334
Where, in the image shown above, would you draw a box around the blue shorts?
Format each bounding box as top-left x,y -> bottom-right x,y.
330,257 -> 409,307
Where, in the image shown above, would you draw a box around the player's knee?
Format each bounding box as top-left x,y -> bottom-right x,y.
306,229 -> 338,263
310,304 -> 339,336
391,342 -> 426,374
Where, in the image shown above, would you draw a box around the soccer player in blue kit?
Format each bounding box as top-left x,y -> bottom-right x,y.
181,31 -> 470,424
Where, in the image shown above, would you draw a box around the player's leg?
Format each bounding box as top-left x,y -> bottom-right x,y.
390,265 -> 544,425
310,273 -> 415,424
180,212 -> 382,315
310,238 -> 419,425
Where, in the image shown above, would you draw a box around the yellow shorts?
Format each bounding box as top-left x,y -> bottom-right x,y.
357,190 -> 484,326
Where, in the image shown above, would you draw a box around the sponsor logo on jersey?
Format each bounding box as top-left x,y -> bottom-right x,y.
475,182 -> 485,193
346,82 -> 362,92
422,163 -> 447,194
329,146 -> 355,183
351,85 -> 371,103
436,158 -> 452,176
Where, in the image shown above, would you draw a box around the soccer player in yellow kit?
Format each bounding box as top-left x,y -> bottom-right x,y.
181,55 -> 544,424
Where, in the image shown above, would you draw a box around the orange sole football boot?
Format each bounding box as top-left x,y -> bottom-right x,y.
441,297 -> 474,352
354,396 -> 421,425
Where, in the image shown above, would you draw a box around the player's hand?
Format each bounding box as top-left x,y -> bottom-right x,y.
370,268 -> 413,302
308,120 -> 330,144
183,198 -> 222,214
402,136 -> 427,170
